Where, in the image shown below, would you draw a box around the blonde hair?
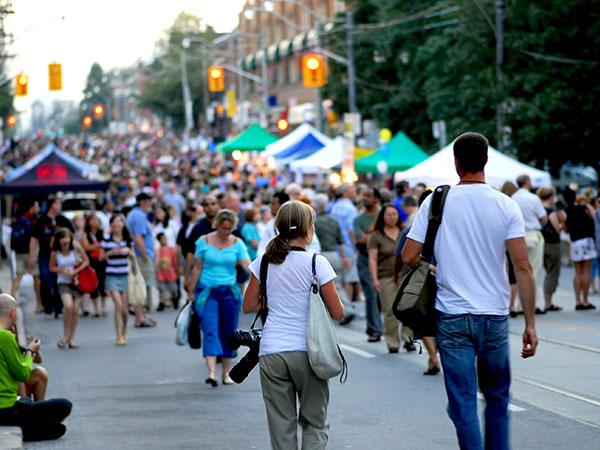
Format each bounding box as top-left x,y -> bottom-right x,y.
265,201 -> 315,264
213,209 -> 239,229
536,186 -> 556,201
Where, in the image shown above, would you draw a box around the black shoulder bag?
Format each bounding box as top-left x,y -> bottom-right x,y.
392,185 -> 450,338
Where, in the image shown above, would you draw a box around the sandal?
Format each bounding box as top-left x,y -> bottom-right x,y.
57,340 -> 66,349
423,366 -> 441,376
544,304 -> 562,312
222,374 -> 234,385
68,343 -> 79,349
205,373 -> 218,387
134,320 -> 155,328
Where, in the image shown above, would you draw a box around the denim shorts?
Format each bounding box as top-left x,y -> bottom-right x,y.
105,275 -> 128,292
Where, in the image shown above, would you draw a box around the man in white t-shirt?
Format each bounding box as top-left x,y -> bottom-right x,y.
512,174 -> 548,314
402,132 -> 538,450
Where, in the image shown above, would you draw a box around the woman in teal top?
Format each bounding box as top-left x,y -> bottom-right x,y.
241,207 -> 261,261
188,209 -> 251,387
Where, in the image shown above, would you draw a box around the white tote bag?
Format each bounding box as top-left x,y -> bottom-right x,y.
174,302 -> 192,346
306,253 -> 347,382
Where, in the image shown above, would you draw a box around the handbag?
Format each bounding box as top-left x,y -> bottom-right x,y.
392,185 -> 450,337
174,302 -> 192,346
127,256 -> 147,307
188,305 -> 202,349
72,264 -> 98,294
306,253 -> 347,383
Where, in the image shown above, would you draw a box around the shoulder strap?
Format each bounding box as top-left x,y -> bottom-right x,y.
251,255 -> 269,327
421,185 -> 450,263
311,253 -> 318,293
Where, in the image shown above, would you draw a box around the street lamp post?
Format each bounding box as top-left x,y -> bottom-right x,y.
166,44 -> 194,141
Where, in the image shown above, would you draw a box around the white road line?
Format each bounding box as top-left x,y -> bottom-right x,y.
476,392 -> 526,412
513,376 -> 600,408
339,343 -> 377,359
509,331 -> 600,354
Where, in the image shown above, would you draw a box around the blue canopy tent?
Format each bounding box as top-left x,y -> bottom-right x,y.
264,123 -> 332,167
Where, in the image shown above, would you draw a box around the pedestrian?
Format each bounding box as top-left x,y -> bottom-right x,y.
163,182 -> 186,218
101,215 -> 138,342
126,193 -> 156,312
368,204 -> 412,353
500,181 -> 519,317
313,193 -> 355,324
153,203 -> 181,248
82,214 -> 107,317
512,174 -> 548,314
560,189 -> 597,310
402,132 -> 538,449
401,195 -> 418,227
256,205 -> 272,237
30,196 -> 74,317
155,232 -> 179,310
50,228 -> 89,349
330,183 -> 360,304
187,209 -> 251,386
537,186 -> 564,312
258,192 -> 290,255
10,200 -> 41,311
0,294 -> 72,441
353,187 -> 383,341
242,200 -> 344,450
72,214 -> 85,243
241,207 -> 261,261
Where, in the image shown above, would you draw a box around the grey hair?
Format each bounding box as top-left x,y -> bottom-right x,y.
285,183 -> 302,195
0,294 -> 17,318
313,193 -> 329,213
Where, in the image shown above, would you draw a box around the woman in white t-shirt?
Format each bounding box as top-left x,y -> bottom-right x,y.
243,201 -> 344,450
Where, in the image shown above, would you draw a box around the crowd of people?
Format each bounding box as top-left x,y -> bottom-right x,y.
1,132 -> 599,446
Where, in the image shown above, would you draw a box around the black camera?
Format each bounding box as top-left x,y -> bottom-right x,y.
227,329 -> 262,384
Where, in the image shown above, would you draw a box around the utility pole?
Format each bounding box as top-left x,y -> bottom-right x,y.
260,33 -> 270,129
495,0 -> 505,152
315,21 -> 324,132
177,49 -> 193,141
346,12 -> 357,114
236,35 -> 246,125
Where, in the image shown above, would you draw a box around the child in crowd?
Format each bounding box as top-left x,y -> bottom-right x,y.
155,233 -> 179,310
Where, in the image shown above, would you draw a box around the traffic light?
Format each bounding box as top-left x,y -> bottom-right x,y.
302,54 -> 325,88
93,104 -> 104,118
277,118 -> 289,132
82,116 -> 92,127
48,63 -> 62,91
208,66 -> 225,92
7,115 -> 16,127
15,74 -> 28,96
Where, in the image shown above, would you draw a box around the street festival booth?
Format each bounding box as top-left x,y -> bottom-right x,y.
217,124 -> 278,153
264,122 -> 332,168
399,141 -> 552,188
355,131 -> 430,174
289,136 -> 346,173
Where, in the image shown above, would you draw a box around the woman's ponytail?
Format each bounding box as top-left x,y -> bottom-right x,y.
265,234 -> 291,265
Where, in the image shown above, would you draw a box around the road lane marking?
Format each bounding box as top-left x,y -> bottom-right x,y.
514,316 -> 600,335
514,376 -> 600,408
476,393 -> 526,412
339,344 -> 377,359
509,331 -> 600,354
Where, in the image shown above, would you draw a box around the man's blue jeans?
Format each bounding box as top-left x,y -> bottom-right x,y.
437,312 -> 511,450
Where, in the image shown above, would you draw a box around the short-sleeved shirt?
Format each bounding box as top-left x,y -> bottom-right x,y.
194,237 -> 249,287
156,246 -> 177,282
249,252 -> 336,357
511,188 -> 546,231
330,198 -> 358,256
314,213 -> 343,252
102,235 -> 131,275
367,229 -> 402,278
241,222 -> 261,261
408,184 -> 525,315
0,329 -> 32,409
353,211 -> 378,256
126,207 -> 155,260
31,214 -> 73,261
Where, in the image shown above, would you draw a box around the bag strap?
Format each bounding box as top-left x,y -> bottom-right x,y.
311,252 -> 319,294
421,185 -> 450,263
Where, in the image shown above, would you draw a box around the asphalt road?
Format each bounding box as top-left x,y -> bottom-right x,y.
3,263 -> 599,450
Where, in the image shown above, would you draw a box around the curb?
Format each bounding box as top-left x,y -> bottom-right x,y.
0,426 -> 23,450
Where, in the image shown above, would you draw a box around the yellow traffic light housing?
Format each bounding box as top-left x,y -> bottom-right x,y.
208,66 -> 225,92
302,54 -> 326,88
48,64 -> 62,91
15,74 -> 28,96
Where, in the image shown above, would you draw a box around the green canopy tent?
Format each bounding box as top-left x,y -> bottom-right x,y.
217,124 -> 279,154
355,131 -> 429,173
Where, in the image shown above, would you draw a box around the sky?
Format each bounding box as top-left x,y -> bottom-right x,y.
6,0 -> 246,112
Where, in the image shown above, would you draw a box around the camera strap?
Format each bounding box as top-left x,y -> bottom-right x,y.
251,255 -> 270,328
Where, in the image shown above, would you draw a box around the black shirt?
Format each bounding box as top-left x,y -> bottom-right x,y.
31,214 -> 74,260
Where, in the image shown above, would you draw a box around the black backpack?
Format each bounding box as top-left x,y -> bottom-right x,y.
11,216 -> 31,254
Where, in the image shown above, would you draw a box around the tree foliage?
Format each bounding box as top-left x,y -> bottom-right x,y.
323,0 -> 600,175
79,62 -> 114,132
137,11 -> 217,130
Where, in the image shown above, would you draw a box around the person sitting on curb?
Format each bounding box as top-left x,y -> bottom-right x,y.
10,324 -> 49,402
0,294 -> 72,441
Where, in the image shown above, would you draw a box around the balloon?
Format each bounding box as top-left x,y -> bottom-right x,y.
379,128 -> 392,143
377,160 -> 388,174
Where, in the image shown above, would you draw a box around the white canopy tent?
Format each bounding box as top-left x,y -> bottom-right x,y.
264,123 -> 331,155
399,142 -> 552,188
289,136 -> 344,173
